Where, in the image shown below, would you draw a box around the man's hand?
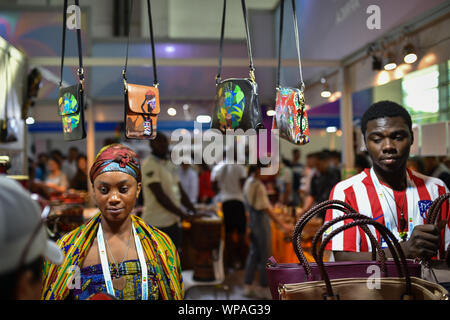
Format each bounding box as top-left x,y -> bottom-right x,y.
404,221 -> 446,260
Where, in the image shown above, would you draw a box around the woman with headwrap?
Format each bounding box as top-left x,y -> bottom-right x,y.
41,144 -> 184,300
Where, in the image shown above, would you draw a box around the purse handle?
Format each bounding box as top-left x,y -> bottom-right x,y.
424,192 -> 450,264
216,0 -> 255,84
426,192 -> 450,225
60,0 -> 84,89
123,0 -> 158,91
291,199 -> 384,277
313,214 -> 413,299
276,0 -> 304,91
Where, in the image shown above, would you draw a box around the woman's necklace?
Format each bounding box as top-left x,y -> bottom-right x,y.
104,227 -> 133,290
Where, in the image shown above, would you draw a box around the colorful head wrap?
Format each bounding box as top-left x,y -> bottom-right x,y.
89,144 -> 141,183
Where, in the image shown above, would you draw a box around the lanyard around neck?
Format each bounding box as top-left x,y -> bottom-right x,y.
97,221 -> 149,300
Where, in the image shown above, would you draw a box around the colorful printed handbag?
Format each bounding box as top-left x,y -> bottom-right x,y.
57,0 -> 86,141
211,0 -> 264,133
272,0 -> 309,145
123,0 -> 160,140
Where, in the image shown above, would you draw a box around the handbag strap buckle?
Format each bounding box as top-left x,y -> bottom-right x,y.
122,69 -> 128,92
249,69 -> 255,82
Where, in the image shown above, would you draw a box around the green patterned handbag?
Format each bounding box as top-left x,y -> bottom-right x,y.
211,0 -> 264,133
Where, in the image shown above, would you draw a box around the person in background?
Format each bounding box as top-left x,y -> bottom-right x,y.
62,147 -> 79,181
34,153 -> 48,182
242,164 -> 294,299
0,176 -> 63,300
42,144 -> 184,300
211,155 -> 248,270
297,151 -> 341,219
197,163 -> 215,204
354,153 -> 371,174
277,159 -> 293,205
290,149 -> 304,206
44,156 -> 69,194
329,150 -> 342,171
299,152 -> 318,203
422,156 -> 450,190
69,154 -> 88,192
141,133 -> 198,252
178,161 -> 199,205
407,156 -> 425,174
324,101 -> 449,263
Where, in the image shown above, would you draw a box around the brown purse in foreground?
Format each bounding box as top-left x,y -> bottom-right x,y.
123,0 -> 160,140
279,213 -> 449,300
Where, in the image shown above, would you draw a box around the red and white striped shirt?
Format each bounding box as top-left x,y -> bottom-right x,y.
324,168 -> 450,257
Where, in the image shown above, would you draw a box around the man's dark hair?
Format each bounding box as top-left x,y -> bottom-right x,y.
361,100 -> 413,136
0,256 -> 43,300
306,152 -> 319,159
316,151 -> 330,161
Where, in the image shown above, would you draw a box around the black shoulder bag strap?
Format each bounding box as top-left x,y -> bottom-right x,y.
276,0 -> 304,91
216,0 -> 255,84
59,0 -> 84,89
123,0 -> 158,91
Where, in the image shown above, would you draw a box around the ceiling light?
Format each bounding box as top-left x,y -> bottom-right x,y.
403,43 -> 417,64
321,88 -> 331,98
167,107 -> 177,116
196,115 -> 211,123
383,51 -> 397,71
165,45 -> 175,53
25,116 -> 35,125
183,104 -> 189,110
266,110 -> 276,116
326,126 -> 337,133
320,77 -> 331,98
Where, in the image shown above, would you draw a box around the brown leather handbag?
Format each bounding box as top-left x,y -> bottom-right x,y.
123,0 -> 160,140
421,192 -> 450,292
279,213 -> 449,300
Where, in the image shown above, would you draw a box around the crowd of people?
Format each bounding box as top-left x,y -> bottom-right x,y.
29,147 -> 88,196
1,100 -> 449,300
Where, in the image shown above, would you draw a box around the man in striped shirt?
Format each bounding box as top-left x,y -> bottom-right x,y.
324,101 -> 449,261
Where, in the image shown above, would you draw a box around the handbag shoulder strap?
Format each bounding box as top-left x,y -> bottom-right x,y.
276,0 -> 304,90
216,0 -> 255,84
123,0 -> 158,91
59,0 -> 84,88
2,52 -> 9,120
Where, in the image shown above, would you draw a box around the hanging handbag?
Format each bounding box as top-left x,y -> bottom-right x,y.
278,214 -> 448,300
57,0 -> 86,141
211,0 -> 264,133
421,192 -> 450,291
0,52 -> 19,143
272,0 -> 309,145
123,0 -> 160,140
266,199 -> 422,299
